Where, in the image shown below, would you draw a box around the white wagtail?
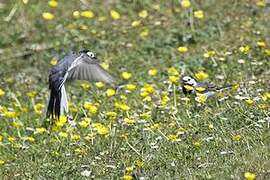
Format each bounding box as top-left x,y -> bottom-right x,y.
47,50 -> 115,119
181,75 -> 233,97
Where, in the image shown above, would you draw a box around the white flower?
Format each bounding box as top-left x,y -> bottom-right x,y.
81,170 -> 91,177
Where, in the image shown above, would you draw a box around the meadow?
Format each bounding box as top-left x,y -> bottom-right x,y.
0,0 -> 270,179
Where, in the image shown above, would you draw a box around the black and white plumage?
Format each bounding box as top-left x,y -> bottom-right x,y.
47,50 -> 115,119
181,75 -> 232,97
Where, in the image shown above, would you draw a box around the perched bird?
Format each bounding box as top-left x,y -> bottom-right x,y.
47,50 -> 115,119
181,75 -> 233,97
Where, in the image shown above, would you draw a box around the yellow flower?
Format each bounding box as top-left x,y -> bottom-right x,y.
97,126 -> 109,135
55,115 -> 67,127
177,46 -> 188,53
143,96 -> 152,102
0,88 -> 5,96
134,160 -> 144,167
73,11 -> 80,18
169,75 -> 179,84
4,111 -> 18,118
100,62 -> 109,70
139,10 -> 148,18
106,88 -> 116,97
0,135 -> 3,142
126,84 -> 137,91
42,12 -> 55,20
48,0 -> 58,8
95,82 -> 105,88
79,118 -> 91,128
256,1 -> 266,7
244,172 -> 256,180
8,136 -> 16,143
35,127 -> 46,134
34,103 -> 44,114
81,81 -> 91,90
139,29 -> 149,38
106,111 -> 117,119
151,123 -> 160,129
70,134 -> 81,141
148,68 -> 158,76
265,48 -> 270,56
140,112 -> 151,121
195,71 -> 208,80
123,175 -> 133,180
141,84 -> 155,96
161,94 -> 170,106
22,0 -> 28,4
50,58 -> 58,65
193,141 -> 201,148
168,134 -> 178,142
203,50 -> 216,58
84,102 -> 98,114
131,20 -> 141,27
233,134 -> 241,141
208,124 -> 214,129
239,45 -> 250,54
110,10 -> 120,20
124,118 -> 135,124
118,103 -> 130,111
12,121 -> 23,128
245,98 -> 254,105
262,92 -> 270,101
195,93 -> 207,103
98,16 -> 107,21
25,136 -> 35,143
181,0 -> 191,8
122,72 -> 132,80
59,131 -> 68,138
0,160 -> 5,165
26,91 -> 37,97
256,41 -> 266,47
194,10 -> 204,19
167,67 -> 179,76
126,166 -> 134,172
81,10 -> 95,18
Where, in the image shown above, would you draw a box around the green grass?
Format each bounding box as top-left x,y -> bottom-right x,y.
0,0 -> 270,179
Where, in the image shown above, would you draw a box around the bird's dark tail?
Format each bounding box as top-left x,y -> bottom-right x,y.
216,84 -> 234,91
46,87 -> 62,120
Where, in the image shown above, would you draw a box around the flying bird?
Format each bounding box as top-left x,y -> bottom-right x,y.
181,75 -> 233,97
47,50 -> 115,119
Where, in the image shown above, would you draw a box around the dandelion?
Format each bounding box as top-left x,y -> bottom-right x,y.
232,134 -> 241,141
245,98 -> 254,105
139,29 -> 149,38
131,20 -> 141,27
118,103 -> 130,111
181,0 -> 191,8
50,58 -> 58,65
126,166 -> 134,172
42,12 -> 55,20
203,50 -> 215,58
59,131 -> 68,138
48,0 -> 58,8
110,10 -> 120,20
239,45 -> 250,54
35,127 -> 46,134
97,126 -> 110,135
177,46 -> 188,53
169,75 -> 179,84
79,118 -> 91,128
195,71 -> 208,80
95,82 -> 105,88
122,72 -> 132,80
195,93 -> 207,103
34,103 -> 44,114
148,68 -> 158,76
106,111 -> 117,119
124,118 -> 136,124
55,115 -> 67,128
194,10 -> 204,19
26,90 -> 37,97
139,10 -> 148,18
123,175 -> 133,180
256,41 -> 266,47
0,88 -> 5,96
106,88 -> 116,97
81,10 -> 95,18
167,67 -> 179,76
100,62 -> 109,70
84,102 -> 98,114
244,172 -> 256,180
126,84 -> 137,91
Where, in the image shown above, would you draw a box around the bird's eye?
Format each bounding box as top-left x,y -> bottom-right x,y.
87,52 -> 95,58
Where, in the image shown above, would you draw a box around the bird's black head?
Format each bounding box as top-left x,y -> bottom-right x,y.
79,49 -> 96,59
